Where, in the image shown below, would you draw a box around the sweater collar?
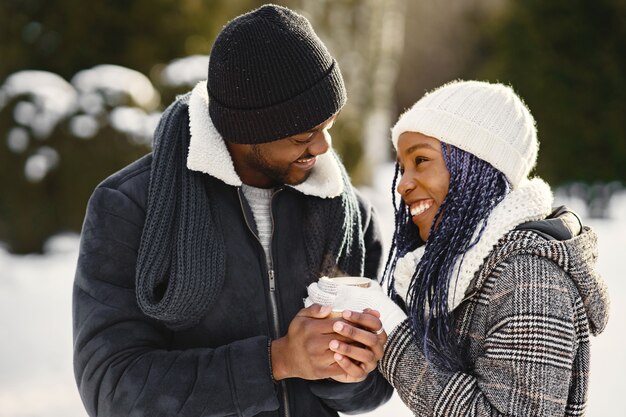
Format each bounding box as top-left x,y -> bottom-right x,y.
186,81 -> 344,198
393,177 -> 554,311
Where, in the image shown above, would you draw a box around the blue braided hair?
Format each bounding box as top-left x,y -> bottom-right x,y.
383,142 -> 510,371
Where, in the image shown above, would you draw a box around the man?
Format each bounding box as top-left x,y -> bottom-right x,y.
72,4 -> 392,417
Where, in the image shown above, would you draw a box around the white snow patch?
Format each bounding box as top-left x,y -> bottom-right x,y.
160,54 -> 209,88
24,146 -> 60,182
109,106 -> 161,145
71,64 -> 160,111
0,70 -> 79,138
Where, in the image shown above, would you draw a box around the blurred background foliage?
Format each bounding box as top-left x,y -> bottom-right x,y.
0,0 -> 624,253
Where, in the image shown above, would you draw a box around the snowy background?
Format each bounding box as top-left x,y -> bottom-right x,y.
0,163 -> 624,417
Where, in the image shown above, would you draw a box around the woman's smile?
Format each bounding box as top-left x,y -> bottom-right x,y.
396,132 -> 450,241
408,199 -> 434,219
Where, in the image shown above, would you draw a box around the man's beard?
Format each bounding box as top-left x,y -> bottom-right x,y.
248,145 -> 311,186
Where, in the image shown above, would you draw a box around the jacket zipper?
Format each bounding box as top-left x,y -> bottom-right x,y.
238,188 -> 291,417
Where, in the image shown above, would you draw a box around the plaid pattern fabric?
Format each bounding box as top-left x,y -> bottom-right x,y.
380,228 -> 608,416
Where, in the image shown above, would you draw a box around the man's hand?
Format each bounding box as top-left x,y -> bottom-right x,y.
270,304 -> 383,382
271,304 -> 346,381
328,309 -> 386,383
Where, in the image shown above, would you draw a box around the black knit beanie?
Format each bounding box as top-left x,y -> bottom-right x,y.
207,4 -> 347,144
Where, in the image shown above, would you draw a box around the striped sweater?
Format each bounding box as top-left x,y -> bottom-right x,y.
380,227 -> 609,416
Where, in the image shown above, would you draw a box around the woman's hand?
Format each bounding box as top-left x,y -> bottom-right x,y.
328,309 -> 387,383
304,278 -> 408,382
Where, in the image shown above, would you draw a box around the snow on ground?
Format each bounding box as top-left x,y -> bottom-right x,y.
0,235 -> 81,417
0,165 -> 624,416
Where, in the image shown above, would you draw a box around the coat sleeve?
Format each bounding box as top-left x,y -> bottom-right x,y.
308,191 -> 393,413
73,185 -> 279,417
308,371 -> 394,414
379,255 -> 580,416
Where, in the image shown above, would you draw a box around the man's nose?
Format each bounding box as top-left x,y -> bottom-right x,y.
308,131 -> 330,156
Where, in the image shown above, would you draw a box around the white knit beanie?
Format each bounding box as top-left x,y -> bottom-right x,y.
391,80 -> 538,189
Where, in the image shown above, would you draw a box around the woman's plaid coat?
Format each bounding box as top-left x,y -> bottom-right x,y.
380,227 -> 609,416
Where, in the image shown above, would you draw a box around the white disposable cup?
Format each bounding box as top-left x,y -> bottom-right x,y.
329,276 -> 371,288
327,276 -> 372,317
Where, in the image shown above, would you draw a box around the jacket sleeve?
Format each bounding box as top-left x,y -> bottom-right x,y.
308,371 -> 394,414
73,185 -> 279,417
308,190 -> 393,413
379,255 -> 579,416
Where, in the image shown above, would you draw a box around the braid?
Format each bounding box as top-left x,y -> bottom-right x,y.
384,143 -> 510,370
382,164 -> 421,307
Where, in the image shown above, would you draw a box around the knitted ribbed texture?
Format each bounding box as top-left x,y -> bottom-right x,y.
305,278 -> 408,333
241,185 -> 273,267
136,94 -> 365,330
208,4 -> 346,144
393,177 -> 553,311
391,80 -> 538,188
303,151 -> 366,280
136,95 -> 225,330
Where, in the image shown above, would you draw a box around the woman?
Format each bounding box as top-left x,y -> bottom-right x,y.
307,80 -> 609,416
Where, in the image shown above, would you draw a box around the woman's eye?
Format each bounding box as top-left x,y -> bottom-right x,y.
414,157 -> 426,165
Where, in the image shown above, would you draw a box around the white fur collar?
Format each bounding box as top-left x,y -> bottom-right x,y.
393,177 -> 554,311
186,81 -> 344,198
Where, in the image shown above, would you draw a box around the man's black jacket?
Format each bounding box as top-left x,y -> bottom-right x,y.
72,84 -> 392,417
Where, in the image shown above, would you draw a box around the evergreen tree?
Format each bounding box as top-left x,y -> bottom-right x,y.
475,0 -> 626,186
0,0 -> 265,253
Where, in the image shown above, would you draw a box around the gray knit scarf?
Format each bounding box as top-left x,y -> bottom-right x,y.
136,94 -> 365,330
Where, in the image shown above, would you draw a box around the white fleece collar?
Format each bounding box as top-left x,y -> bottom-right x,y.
186,81 -> 344,198
393,177 -> 554,311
